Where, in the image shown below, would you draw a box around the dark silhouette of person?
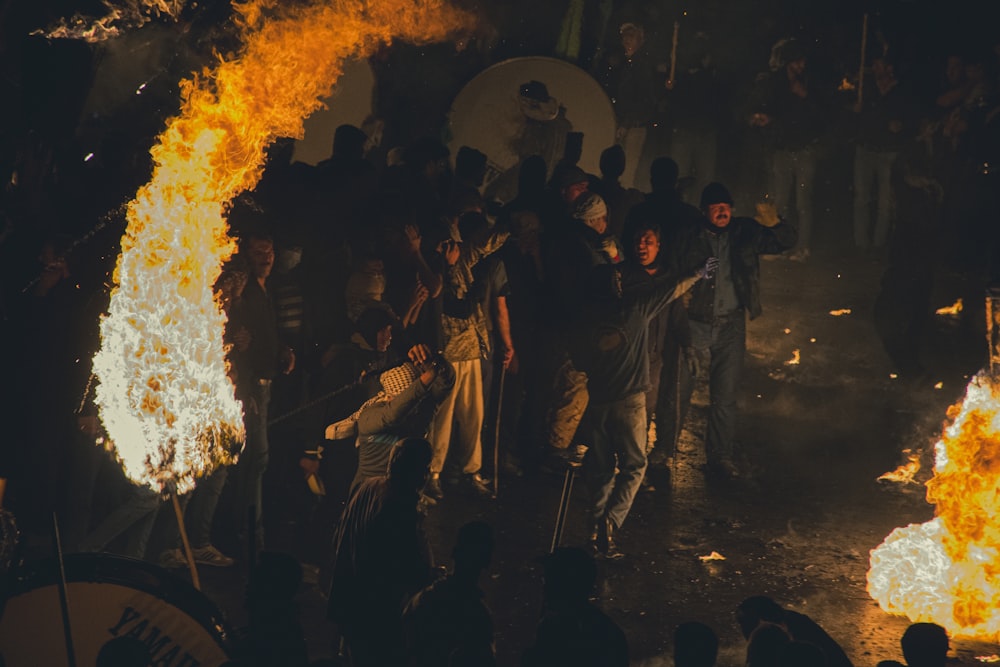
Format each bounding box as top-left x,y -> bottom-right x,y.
900,622 -> 949,667
521,546 -> 629,667
736,596 -> 852,667
96,635 -> 152,667
239,551 -> 308,667
590,144 -> 643,240
746,623 -> 791,667
403,520 -> 497,666
327,437 -> 435,667
779,640 -> 828,667
673,620 -> 718,667
623,156 -> 702,250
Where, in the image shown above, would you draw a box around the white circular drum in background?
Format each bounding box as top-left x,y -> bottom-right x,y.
447,56 -> 616,204
292,58 -> 376,166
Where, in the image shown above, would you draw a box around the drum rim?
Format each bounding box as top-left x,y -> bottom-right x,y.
3,552 -> 233,650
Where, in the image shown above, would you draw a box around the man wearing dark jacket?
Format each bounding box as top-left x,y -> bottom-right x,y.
569,256 -> 709,558
666,183 -> 797,480
620,219 -> 694,474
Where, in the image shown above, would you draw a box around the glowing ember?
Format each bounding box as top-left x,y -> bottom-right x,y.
784,349 -> 801,366
698,551 -> 726,562
877,449 -> 921,485
936,299 -> 964,316
92,0 -> 470,494
829,309 -> 852,316
868,373 -> 1000,638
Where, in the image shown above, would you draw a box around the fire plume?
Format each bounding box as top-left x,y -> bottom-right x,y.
868,373 -> 1000,638
33,0 -> 188,42
877,449 -> 922,485
92,0 -> 471,494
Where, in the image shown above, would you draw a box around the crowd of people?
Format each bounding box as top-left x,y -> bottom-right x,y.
2,2 -> 1000,665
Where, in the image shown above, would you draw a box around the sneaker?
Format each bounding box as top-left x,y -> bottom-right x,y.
424,476 -> 444,500
158,548 -> 186,569
464,472 -> 494,497
191,545 -> 235,567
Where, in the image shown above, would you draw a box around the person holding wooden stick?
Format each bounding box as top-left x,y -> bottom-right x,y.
593,22 -> 662,190
745,39 -> 827,262
852,53 -> 912,253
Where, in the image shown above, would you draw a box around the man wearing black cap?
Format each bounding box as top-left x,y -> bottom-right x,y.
666,182 -> 797,480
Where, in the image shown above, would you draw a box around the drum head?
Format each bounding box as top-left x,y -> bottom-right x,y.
447,56 -> 616,203
0,553 -> 231,666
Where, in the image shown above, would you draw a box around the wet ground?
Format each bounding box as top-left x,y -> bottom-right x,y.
193,248 -> 1000,666
11,248 -> 1000,666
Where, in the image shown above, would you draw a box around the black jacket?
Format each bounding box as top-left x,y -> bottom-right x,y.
667,217 -> 797,321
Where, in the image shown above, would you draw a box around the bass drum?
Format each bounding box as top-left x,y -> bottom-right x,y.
447,56 -> 616,204
0,552 -> 231,666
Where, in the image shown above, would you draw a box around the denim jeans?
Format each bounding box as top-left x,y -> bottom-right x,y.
853,146 -> 897,248
234,380 -> 270,546
78,484 -> 161,560
771,147 -> 817,251
581,392 -> 647,530
689,313 -> 746,465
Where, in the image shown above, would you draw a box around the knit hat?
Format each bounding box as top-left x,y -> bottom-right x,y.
699,182 -> 734,209
573,192 -> 608,221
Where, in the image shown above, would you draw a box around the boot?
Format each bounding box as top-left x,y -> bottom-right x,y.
597,518 -> 624,560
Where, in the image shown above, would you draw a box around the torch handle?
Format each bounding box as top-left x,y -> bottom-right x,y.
52,513 -> 78,667
668,21 -> 679,85
171,493 -> 201,590
857,13 -> 869,108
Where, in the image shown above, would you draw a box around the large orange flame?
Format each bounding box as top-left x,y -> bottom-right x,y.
34,0 -> 188,42
92,0 -> 471,494
868,373 -> 1000,639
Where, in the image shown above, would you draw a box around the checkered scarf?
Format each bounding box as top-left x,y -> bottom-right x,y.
324,362 -> 420,441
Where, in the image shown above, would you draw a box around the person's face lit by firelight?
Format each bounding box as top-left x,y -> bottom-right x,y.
248,238 -> 275,282
634,229 -> 660,267
376,324 -> 392,352
707,203 -> 732,229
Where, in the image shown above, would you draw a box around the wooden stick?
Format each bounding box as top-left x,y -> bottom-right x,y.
857,13 -> 869,108
171,492 -> 201,590
492,366 -> 506,499
52,514 -> 77,667
668,20 -> 680,85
